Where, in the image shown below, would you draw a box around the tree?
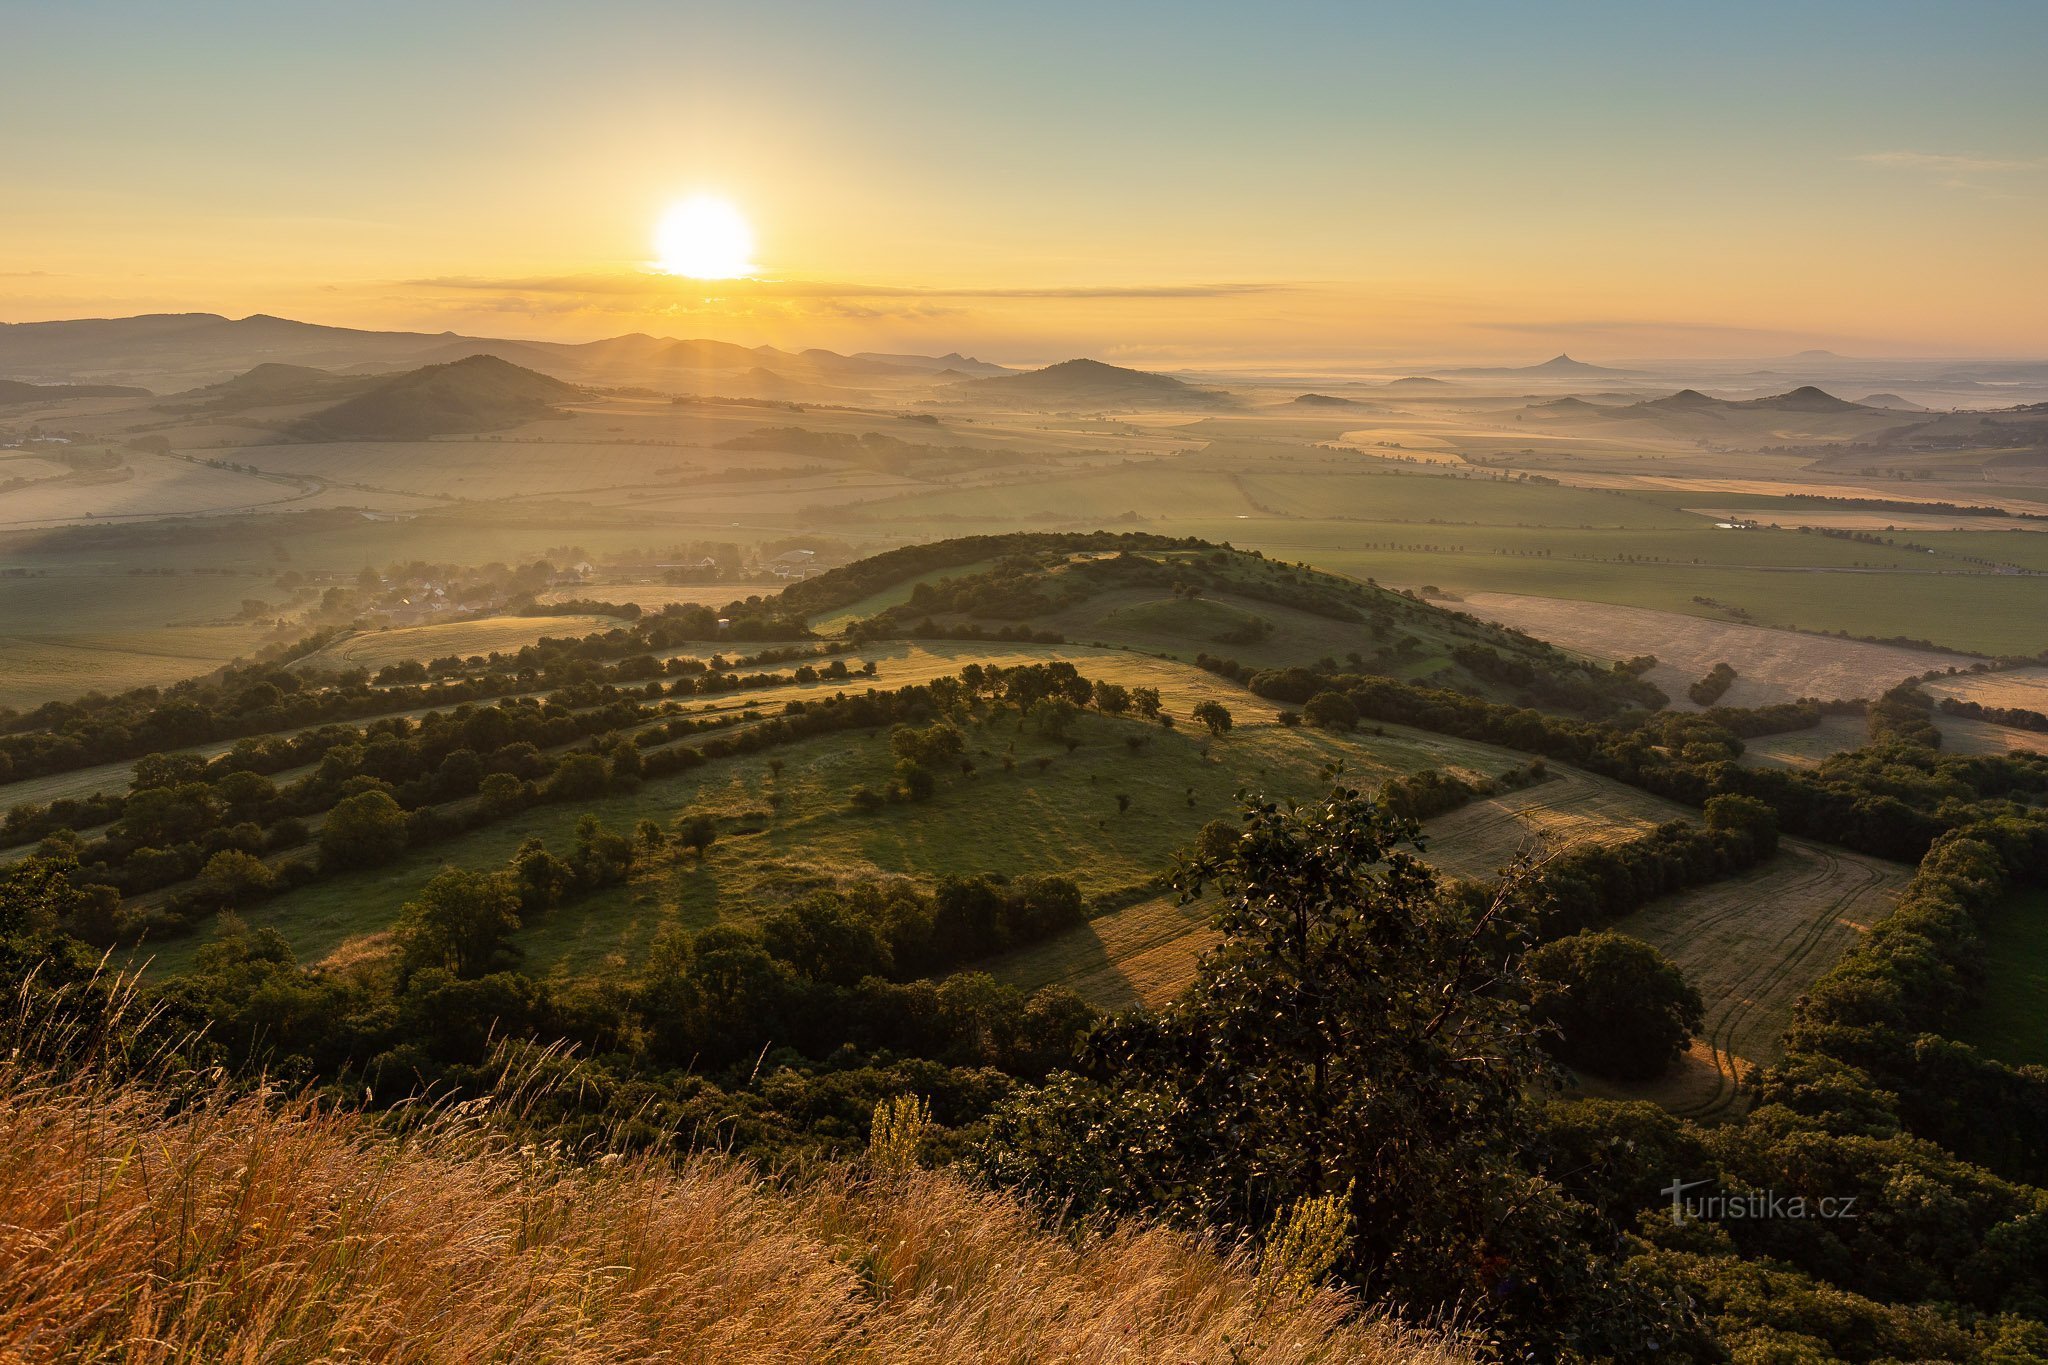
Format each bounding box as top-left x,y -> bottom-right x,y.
979,786 -> 1692,1356
1028,698 -> 1079,739
1092,681 -> 1131,715
477,771 -> 527,816
1302,691 -> 1359,731
546,752 -> 610,801
895,759 -> 937,801
762,892 -> 895,985
191,849 -> 276,910
891,721 -> 964,767
394,868 -> 522,979
319,790 -> 408,869
1525,931 -> 1704,1081
673,809 -> 718,859
510,837 -> 572,913
1191,700 -> 1233,736
1705,792 -> 1779,860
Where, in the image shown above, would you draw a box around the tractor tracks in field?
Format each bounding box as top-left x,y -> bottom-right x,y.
1645,840 -> 1900,1121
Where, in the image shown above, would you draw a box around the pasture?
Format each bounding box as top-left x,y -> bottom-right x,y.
148,688 -> 1545,980
1954,890 -> 2048,1067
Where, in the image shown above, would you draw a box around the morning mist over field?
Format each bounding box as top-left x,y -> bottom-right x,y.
4,3 -> 2047,1361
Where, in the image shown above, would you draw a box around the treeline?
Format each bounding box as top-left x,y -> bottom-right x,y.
1311,672 -> 2048,861
1375,759 -> 1546,822
1,651 -> 861,852
776,531 -> 1214,618
1519,795 -> 1779,938
1774,818 -> 2048,1184
1686,661 -> 1737,706
0,613 -> 840,787
1451,642 -> 1669,714
4,847 -> 1102,1169
1939,694 -> 2048,733
1868,681 -> 1944,748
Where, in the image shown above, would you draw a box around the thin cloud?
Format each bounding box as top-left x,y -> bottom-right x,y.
1851,150 -> 2043,192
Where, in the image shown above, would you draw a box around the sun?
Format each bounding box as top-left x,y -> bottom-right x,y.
654,196 -> 755,279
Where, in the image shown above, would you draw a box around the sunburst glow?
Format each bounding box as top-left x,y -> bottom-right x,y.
654,196 -> 755,279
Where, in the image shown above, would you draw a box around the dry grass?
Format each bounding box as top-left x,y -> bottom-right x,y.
0,1058 -> 1470,1364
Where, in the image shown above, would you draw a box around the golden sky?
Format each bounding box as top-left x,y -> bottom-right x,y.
4,2 -> 2045,364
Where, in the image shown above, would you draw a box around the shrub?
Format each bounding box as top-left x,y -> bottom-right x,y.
1525,931 -> 1704,1081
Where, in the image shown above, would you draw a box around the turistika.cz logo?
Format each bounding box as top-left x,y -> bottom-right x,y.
1661,1178 -> 1859,1226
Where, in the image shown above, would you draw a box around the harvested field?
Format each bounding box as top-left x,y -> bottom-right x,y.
1737,714 -> 1871,770
0,625 -> 272,712
986,893 -> 1218,1011
1934,715 -> 2048,757
1687,507 -> 2048,535
1922,666 -> 2048,714
1416,767 -> 1690,881
1590,839 -> 1908,1120
1459,592 -> 1957,707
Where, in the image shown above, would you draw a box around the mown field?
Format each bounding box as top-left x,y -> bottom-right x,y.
1454,593 -> 1958,708
1589,840 -> 1909,1118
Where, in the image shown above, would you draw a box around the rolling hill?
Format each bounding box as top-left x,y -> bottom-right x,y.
1435,353 -> 1644,379
782,531 -> 1668,716
947,358 -> 1229,409
163,362 -> 379,412
288,354 -> 584,440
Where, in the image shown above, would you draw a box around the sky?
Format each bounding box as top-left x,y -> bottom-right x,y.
3,0 -> 2046,365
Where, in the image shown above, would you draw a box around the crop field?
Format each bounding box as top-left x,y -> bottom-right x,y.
986,892 -> 1218,1010
1454,592 -> 1958,706
1954,890 -> 2048,1067
0,624 -> 273,712
288,614 -> 631,673
1412,768 -> 1691,881
1921,666 -> 2048,713
1591,840 -> 1909,1119
0,451 -> 315,529
1737,715 -> 1872,769
1933,715 -> 2048,757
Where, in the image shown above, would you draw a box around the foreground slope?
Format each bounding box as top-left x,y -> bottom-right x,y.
0,1061 -> 1466,1364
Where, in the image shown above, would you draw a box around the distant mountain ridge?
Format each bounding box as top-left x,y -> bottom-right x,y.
0,312 -> 1017,393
